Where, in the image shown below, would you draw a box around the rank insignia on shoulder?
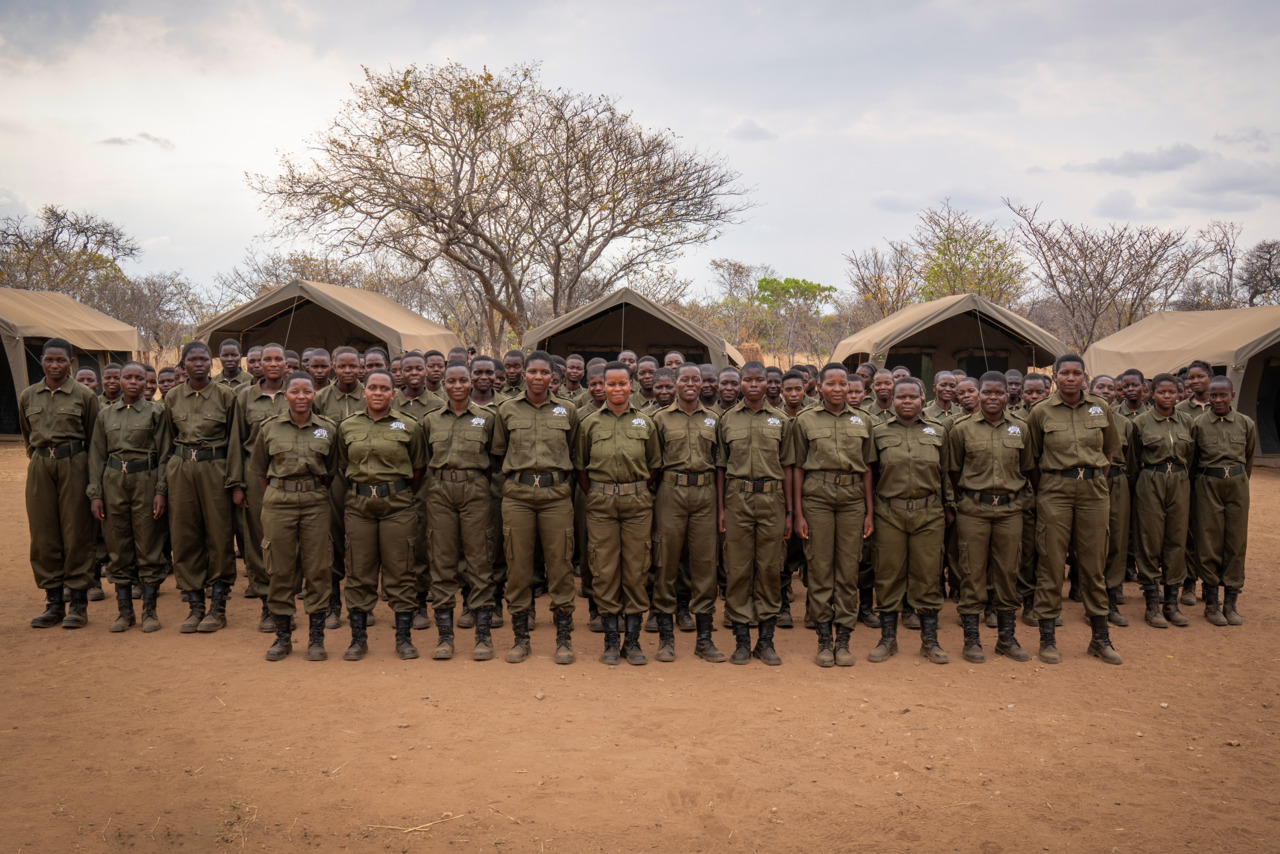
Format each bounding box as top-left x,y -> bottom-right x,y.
390,421 -> 406,431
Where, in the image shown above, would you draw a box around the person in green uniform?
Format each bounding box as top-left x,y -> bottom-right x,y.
561,354 -> 586,402
1004,370 -> 1024,412
314,346 -> 364,630
249,371 -> 337,661
1017,372 -> 1051,626
698,364 -> 719,410
75,367 -> 99,393
776,369 -> 808,627
394,352 -> 444,632
923,371 -> 958,422
99,363 -> 123,405
1132,374 -> 1196,629
307,349 -> 331,392
335,369 -> 426,660
792,363 -> 875,667
947,372 -> 1035,663
716,361 -> 795,665
650,368 -> 677,412
1089,375 -> 1137,627
1191,375 -> 1255,625
764,366 -> 784,410
244,346 -> 264,384
164,340 -> 240,633
1176,361 -> 1214,605
867,369 -> 895,422
576,362 -> 662,665
573,362 -> 607,630
867,378 -> 950,664
157,367 -> 177,397
216,340 -> 251,389
229,343 -> 289,632
88,362 -> 171,632
1026,354 -> 1122,665
491,351 -> 579,663
652,363 -> 724,661
469,356 -> 498,407
1114,370 -> 1148,420
498,350 -> 526,399
422,362 -> 498,660
629,356 -> 658,410
21,339 -> 101,628
715,367 -> 741,415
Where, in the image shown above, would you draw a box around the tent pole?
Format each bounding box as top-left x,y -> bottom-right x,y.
621,303 -> 626,352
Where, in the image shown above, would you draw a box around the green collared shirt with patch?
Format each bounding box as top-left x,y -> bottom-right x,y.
1191,408 -> 1256,473
336,409 -> 426,484
575,404 -> 661,483
248,412 -> 338,480
19,378 -> 99,452
792,403 -> 875,474
1133,409 -> 1196,468
491,392 -> 579,474
946,412 -> 1032,494
652,402 -> 719,473
394,389 -> 444,422
1029,391 -> 1119,471
421,401 -> 495,471
872,417 -> 949,500
314,382 -> 365,424
87,398 -> 172,499
715,401 -> 795,481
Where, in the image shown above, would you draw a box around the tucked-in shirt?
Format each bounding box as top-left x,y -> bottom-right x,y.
947,412 -> 1032,494
314,382 -> 364,424
87,399 -> 172,499
19,378 -> 99,452
336,409 -> 426,484
164,381 -> 238,451
872,417 -> 949,500
1191,408 -> 1256,473
792,403 -> 875,474
575,404 -> 661,483
652,402 -> 719,473
1133,409 -> 1196,467
1028,391 -> 1119,471
248,412 -> 338,480
715,401 -> 795,481
421,401 -> 495,471
228,383 -> 288,488
491,392 -> 579,474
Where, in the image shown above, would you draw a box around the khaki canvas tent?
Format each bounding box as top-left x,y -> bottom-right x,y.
0,288 -> 146,434
521,287 -> 744,368
831,294 -> 1066,380
1084,306 -> 1280,462
194,279 -> 461,358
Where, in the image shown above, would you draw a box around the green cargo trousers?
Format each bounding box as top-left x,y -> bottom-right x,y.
722,485 -> 785,625
240,472 -> 268,597
501,480 -> 575,616
585,486 -> 653,617
412,479 -> 431,598
427,473 -> 495,612
1134,468 -> 1190,587
955,494 -> 1022,614
1192,473 -> 1249,590
800,478 -> 865,629
101,465 -> 167,587
167,456 -> 236,592
652,479 -> 717,615
343,489 -> 416,614
262,486 -> 331,616
1034,474 -> 1109,620
1016,499 -> 1038,600
1104,471 -> 1131,589
873,495 -> 944,614
26,452 -> 96,591
328,472 -> 348,580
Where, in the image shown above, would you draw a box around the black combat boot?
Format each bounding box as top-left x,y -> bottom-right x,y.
1180,576 -> 1197,607
433,609 -> 455,660
110,585 -> 136,633
777,585 -> 794,629
694,613 -> 726,663
1223,589 -> 1243,626
258,598 -> 275,633
675,596 -> 695,632
1037,618 -> 1060,664
729,623 -> 752,665
553,610 -> 575,665
587,598 -> 603,633
473,609 -> 495,661
180,589 -> 206,633
31,587 -> 66,629
413,590 -> 432,630
919,612 -> 948,664
644,611 -> 659,633
394,611 -> 418,659
1202,585 -> 1228,627
62,588 -> 89,629
960,613 -> 983,663
506,612 -> 531,663
266,613 -> 293,661
993,612 -> 1029,661
324,574 -> 343,630
753,617 -> 781,666
1163,584 -> 1190,627
1086,614 -> 1122,664
857,587 -> 881,629
89,564 -> 105,601
1021,593 -> 1037,627
198,581 -> 230,632
343,610 -> 368,661
867,612 -> 898,663
814,621 -> 834,668
1143,585 -> 1167,628
1107,586 -> 1129,627
834,625 -> 854,667
623,614 -> 647,665
655,613 -> 676,662
901,603 -> 920,630
599,614 -> 621,665
490,581 -> 505,628
140,584 -> 162,633
306,612 -> 327,661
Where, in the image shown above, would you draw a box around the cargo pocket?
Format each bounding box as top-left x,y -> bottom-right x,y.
651,534 -> 663,572
261,538 -> 273,577
502,525 -> 515,565
1035,519 -> 1048,558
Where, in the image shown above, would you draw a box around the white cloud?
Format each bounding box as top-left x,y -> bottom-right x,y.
728,118 -> 777,142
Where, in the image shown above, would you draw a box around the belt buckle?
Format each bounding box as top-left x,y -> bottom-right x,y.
1223,467 -> 1231,479
532,475 -> 542,488
1165,462 -> 1174,474
1076,467 -> 1085,480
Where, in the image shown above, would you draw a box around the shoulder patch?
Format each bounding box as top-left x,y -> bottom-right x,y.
1007,424 -> 1021,436
704,417 -> 716,427
631,417 -> 647,427
1089,406 -> 1104,416
850,415 -> 863,425
766,417 -> 781,426
922,426 -> 939,436
313,427 -> 329,439
389,421 -> 406,431
470,417 -> 486,427
552,406 -> 568,416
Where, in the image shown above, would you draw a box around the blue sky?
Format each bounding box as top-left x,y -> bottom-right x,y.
2,0 -> 1277,297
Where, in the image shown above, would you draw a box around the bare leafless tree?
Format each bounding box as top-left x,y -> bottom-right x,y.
842,240 -> 921,325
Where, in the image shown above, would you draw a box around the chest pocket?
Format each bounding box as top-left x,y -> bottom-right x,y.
128,419 -> 156,448
268,436 -> 295,457
624,426 -> 650,442
1002,436 -> 1024,450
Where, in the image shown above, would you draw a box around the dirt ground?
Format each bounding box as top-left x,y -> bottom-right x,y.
1,442 -> 1278,854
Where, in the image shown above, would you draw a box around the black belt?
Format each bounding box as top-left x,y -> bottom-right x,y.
33,441 -> 85,459
268,476 -> 321,492
107,457 -> 156,473
1043,467 -> 1102,480
663,470 -> 713,487
588,479 -> 647,496
816,471 -> 858,486
513,471 -> 570,488
352,479 -> 411,497
1200,465 -> 1246,479
1107,467 -> 1125,479
1142,462 -> 1187,474
176,446 -> 228,462
432,469 -> 483,482
961,488 -> 1020,507
883,494 -> 937,511
730,477 -> 781,494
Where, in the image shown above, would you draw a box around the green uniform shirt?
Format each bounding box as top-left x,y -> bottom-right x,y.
18,378 -> 100,453
1191,408 -> 1256,472
715,401 -> 795,481
872,417 -> 949,500
164,381 -> 238,451
576,396 -> 605,418
1133,409 -> 1195,467
248,412 -> 338,480
98,392 -> 123,411
628,389 -> 657,411
866,401 -> 896,423
491,392 -> 579,474
1006,401 -> 1027,418
229,383 -> 288,488
1175,397 -> 1212,419
561,386 -> 589,406
336,409 -> 427,484
1112,400 -> 1149,421
792,403 -> 875,474
946,412 -> 1032,494
1028,391 -> 1119,471
421,401 -> 495,471
87,399 -> 172,499
575,404 -> 662,483
652,402 -> 719,473
216,371 -> 252,389
923,401 -> 960,423
495,380 -> 527,400
314,382 -> 365,424
1112,415 -> 1137,476
394,389 -> 444,421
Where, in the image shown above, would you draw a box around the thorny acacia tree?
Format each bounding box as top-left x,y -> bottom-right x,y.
252,62 -> 751,339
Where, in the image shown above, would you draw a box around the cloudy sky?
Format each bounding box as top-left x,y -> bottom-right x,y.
2,0 -> 1278,297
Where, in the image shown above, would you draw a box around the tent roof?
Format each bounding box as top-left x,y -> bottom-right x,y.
0,288 -> 145,353
831,294 -> 1066,365
1083,306 -> 1280,377
521,286 -> 744,366
194,279 -> 461,355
